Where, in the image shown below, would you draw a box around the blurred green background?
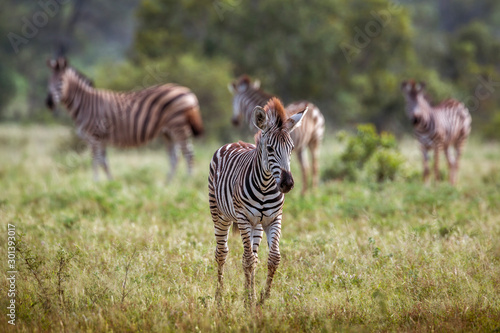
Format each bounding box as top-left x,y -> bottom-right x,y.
1,0 -> 500,141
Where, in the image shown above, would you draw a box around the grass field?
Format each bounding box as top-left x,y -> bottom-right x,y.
1,124 -> 499,332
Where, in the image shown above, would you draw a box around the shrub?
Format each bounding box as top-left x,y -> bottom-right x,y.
323,124 -> 405,182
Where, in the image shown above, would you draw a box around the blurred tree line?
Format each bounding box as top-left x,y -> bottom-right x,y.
2,0 -> 500,141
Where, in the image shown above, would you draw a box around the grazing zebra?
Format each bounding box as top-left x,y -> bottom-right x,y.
208,97 -> 307,304
401,80 -> 471,185
46,57 -> 203,181
228,75 -> 325,195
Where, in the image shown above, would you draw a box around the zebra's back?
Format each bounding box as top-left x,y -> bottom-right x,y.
88,84 -> 201,147
285,101 -> 325,150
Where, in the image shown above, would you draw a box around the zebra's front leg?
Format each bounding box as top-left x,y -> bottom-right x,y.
444,146 -> 456,185
260,217 -> 282,304
91,143 -> 113,181
250,224 -> 264,301
433,146 -> 441,182
238,221 -> 258,305
212,214 -> 231,300
452,142 -> 465,186
421,147 -> 430,185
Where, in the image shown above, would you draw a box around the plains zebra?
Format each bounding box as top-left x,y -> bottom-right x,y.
228,75 -> 325,195
401,80 -> 471,185
208,97 -> 307,304
46,57 -> 203,181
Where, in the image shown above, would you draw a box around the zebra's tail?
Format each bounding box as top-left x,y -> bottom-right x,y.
187,106 -> 204,137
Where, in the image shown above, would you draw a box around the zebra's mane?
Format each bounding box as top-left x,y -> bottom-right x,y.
68,67 -> 94,87
266,97 -> 287,124
254,97 -> 288,144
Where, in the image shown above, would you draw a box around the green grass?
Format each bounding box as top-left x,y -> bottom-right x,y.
1,124 -> 499,332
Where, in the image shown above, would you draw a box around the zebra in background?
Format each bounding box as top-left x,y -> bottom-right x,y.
46,57 -> 203,181
228,75 -> 325,195
209,97 -> 307,304
401,80 -> 471,185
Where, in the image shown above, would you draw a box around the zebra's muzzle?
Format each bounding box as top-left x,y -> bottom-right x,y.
231,116 -> 240,127
278,169 -> 294,193
45,93 -> 55,111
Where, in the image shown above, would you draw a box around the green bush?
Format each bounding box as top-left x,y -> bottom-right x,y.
323,124 -> 405,182
367,148 -> 405,182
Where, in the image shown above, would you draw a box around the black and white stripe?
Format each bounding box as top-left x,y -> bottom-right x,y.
208,97 -> 306,304
46,57 -> 203,181
229,75 -> 325,194
401,80 -> 471,185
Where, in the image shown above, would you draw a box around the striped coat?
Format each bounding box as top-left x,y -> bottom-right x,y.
209,97 -> 306,304
46,57 -> 203,181
401,80 -> 471,185
229,75 -> 325,195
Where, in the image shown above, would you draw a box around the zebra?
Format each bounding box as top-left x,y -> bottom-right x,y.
46,57 -> 203,181
208,97 -> 307,304
401,80 -> 471,185
228,75 -> 325,195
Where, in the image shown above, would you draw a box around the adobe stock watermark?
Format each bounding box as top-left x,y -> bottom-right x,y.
213,0 -> 241,21
7,0 -> 72,54
132,64 -> 170,92
340,1 -> 402,64
6,224 -> 17,326
460,75 -> 500,113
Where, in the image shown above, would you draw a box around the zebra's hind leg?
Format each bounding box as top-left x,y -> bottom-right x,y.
164,137 -> 179,182
212,213 -> 231,301
309,139 -> 321,191
433,146 -> 441,182
259,217 -> 282,305
452,141 -> 465,186
180,138 -> 195,176
296,149 -> 309,196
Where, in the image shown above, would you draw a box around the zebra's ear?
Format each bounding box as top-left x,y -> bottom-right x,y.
401,81 -> 412,93
227,82 -> 236,94
284,107 -> 308,133
252,79 -> 261,90
47,59 -> 57,69
417,81 -> 426,91
252,106 -> 268,132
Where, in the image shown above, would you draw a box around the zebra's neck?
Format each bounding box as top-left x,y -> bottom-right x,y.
251,144 -> 276,192
61,70 -> 99,119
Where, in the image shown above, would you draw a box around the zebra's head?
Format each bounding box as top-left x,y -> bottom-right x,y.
46,57 -> 69,111
228,75 -> 261,126
46,57 -> 94,111
253,97 -> 307,194
401,80 -> 427,119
